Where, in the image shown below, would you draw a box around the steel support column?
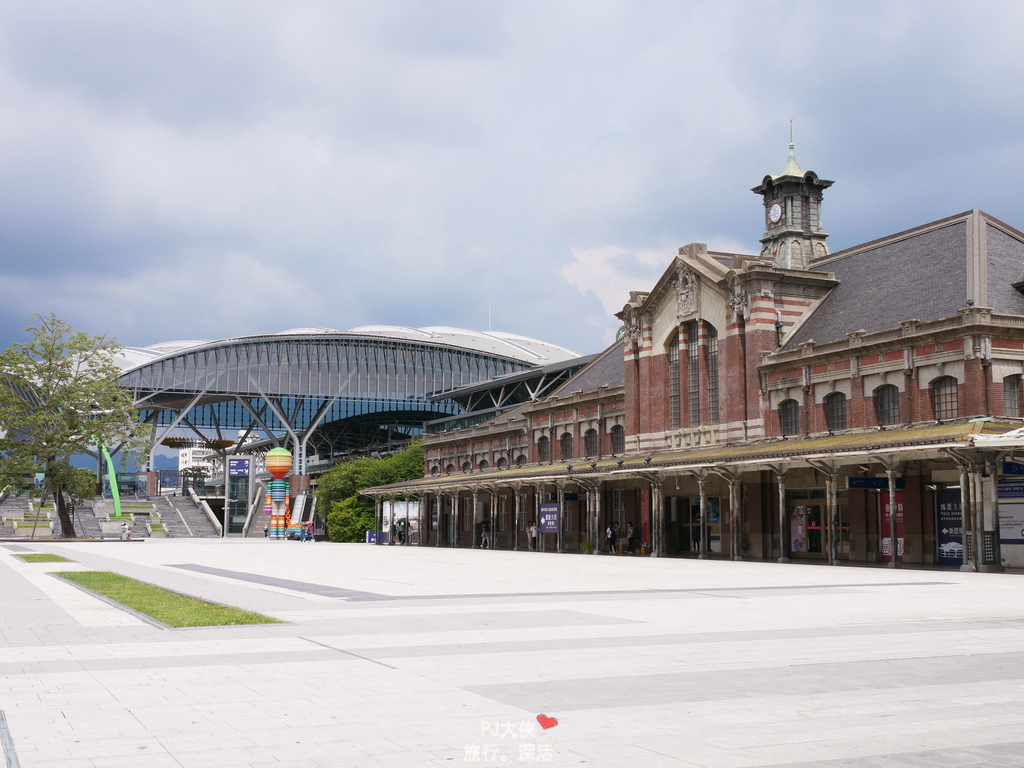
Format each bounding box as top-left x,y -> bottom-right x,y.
771,466 -> 788,563
886,464 -> 899,569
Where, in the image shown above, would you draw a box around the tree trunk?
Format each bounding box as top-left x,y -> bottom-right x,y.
55,484 -> 76,538
46,457 -> 77,539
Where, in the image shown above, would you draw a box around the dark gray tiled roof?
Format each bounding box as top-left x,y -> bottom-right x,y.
550,341 -> 624,395
786,221 -> 967,348
985,223 -> 1024,315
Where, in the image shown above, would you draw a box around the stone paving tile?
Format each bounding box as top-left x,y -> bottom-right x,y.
4,541 -> 1024,767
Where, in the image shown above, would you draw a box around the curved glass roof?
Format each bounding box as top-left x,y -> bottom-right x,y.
117,326 -> 582,451
116,325 -> 577,373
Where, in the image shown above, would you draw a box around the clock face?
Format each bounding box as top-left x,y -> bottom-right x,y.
769,203 -> 782,223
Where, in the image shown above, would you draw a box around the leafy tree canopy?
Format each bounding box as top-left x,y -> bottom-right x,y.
0,314 -> 152,536
315,441 -> 423,542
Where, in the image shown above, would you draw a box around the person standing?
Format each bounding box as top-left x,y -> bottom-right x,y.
481,522 -> 490,549
606,523 -> 614,554
263,522 -> 269,538
612,521 -> 620,554
528,520 -> 537,550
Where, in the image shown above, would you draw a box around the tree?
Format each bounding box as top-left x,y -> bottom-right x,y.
326,496 -> 375,543
315,441 -> 424,542
0,314 -> 151,537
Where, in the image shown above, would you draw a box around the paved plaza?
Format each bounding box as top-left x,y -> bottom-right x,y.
2,541 -> 1024,768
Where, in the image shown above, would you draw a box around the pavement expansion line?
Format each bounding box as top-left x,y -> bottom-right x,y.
0,710 -> 21,768
168,564 -> 952,602
299,636 -> 397,669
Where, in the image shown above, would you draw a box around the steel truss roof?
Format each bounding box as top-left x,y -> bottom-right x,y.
118,335 -> 541,456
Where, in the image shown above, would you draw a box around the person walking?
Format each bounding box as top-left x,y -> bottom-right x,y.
612,522 -> 620,554
263,522 -> 269,538
606,523 -> 614,554
481,522 -> 490,549
528,520 -> 538,550
627,523 -> 636,555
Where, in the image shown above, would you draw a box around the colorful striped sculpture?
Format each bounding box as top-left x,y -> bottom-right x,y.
265,448 -> 291,539
266,447 -> 292,480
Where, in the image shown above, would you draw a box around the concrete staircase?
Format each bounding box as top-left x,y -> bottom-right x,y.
167,496 -> 220,538
149,496 -> 195,538
72,499 -> 104,539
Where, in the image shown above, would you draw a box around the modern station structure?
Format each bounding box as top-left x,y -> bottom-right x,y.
115,326 -> 582,532
365,142 -> 1024,572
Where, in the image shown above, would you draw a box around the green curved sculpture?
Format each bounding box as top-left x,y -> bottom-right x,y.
94,438 -> 121,518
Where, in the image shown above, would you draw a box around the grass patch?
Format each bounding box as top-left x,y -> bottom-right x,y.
15,553 -> 72,563
150,524 -> 165,531
57,571 -> 281,627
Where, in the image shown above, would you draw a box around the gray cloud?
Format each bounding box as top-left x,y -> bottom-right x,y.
1,1 -> 1023,354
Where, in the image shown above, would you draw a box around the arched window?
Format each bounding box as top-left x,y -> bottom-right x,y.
478,459 -> 488,470
516,455 -> 526,467
431,466 -> 439,477
824,392 -> 847,432
1005,375 -> 1021,418
686,321 -> 700,427
706,324 -> 719,424
932,376 -> 958,420
667,330 -> 681,429
496,457 -> 507,469
779,399 -> 799,436
874,385 -> 900,426
462,461 -> 471,473
584,429 -> 598,457
610,424 -> 625,455
537,436 -> 549,463
445,464 -> 454,475
560,432 -> 573,461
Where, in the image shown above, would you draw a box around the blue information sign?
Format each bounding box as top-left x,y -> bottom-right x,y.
847,477 -> 906,490
539,503 -> 559,533
228,459 -> 250,477
1003,461 -> 1024,476
998,481 -> 1024,499
936,489 -> 964,565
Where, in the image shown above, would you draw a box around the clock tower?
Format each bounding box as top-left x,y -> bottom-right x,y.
751,133 -> 833,270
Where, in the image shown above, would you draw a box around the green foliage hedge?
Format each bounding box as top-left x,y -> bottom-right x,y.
317,442 -> 423,542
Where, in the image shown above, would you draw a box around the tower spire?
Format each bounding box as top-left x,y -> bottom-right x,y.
751,129 -> 834,269
780,121 -> 803,177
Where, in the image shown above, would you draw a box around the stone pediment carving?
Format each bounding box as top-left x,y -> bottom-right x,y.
728,274 -> 746,320
675,264 -> 699,322
623,306 -> 642,351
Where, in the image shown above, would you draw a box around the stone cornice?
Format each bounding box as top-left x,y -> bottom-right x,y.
761,307 -> 1024,372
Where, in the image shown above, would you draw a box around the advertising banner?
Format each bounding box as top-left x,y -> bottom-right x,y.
790,506 -> 807,553
880,491 -> 904,562
641,488 -> 650,545
936,489 -> 964,565
539,503 -> 559,533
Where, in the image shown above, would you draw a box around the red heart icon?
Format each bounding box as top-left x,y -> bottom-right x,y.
537,714 -> 558,730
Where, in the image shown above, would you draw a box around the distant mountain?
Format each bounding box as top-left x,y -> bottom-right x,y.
68,452 -> 179,472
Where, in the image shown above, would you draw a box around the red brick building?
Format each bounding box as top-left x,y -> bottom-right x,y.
367,144 -> 1024,572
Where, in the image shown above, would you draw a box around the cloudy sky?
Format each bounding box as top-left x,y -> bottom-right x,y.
1,1 -> 1023,357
